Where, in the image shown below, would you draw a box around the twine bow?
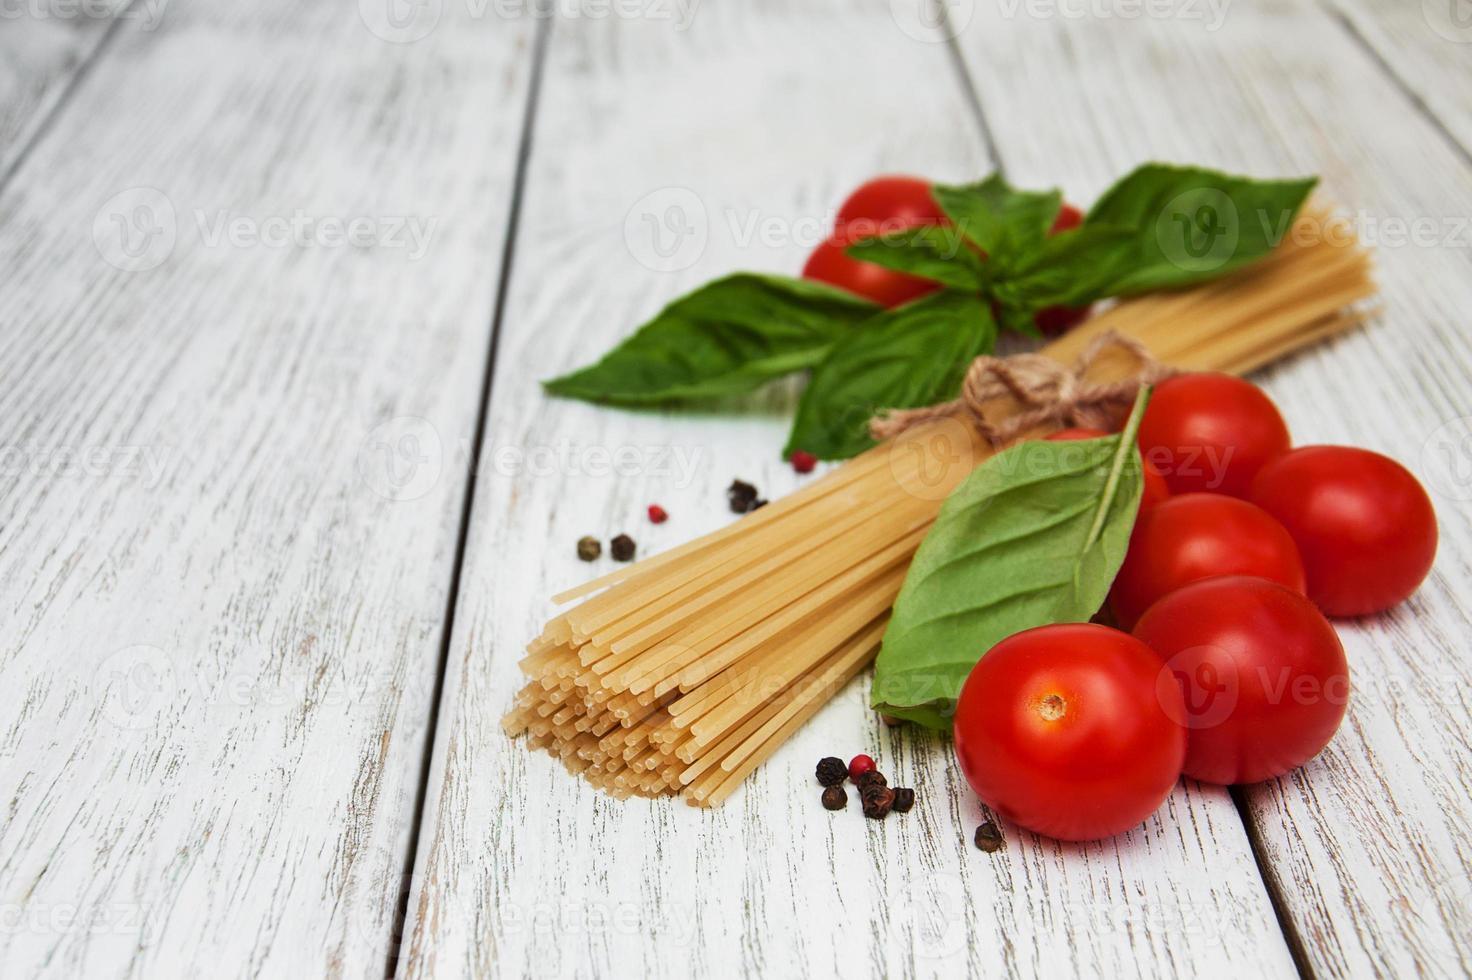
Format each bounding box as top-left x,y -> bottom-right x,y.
868,330 -> 1178,446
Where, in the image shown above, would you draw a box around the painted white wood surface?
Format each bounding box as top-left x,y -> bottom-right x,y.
950,1 -> 1472,975
0,4 -> 534,977
1327,0 -> 1472,152
399,3 -> 1299,977
0,2 -> 127,177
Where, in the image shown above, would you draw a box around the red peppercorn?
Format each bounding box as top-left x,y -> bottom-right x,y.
791,450 -> 817,474
848,754 -> 876,780
647,504 -> 668,524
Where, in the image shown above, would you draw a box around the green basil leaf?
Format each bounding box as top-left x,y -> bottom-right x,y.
1086,163 -> 1317,294
543,273 -> 879,405
870,428 -> 1144,729
785,290 -> 995,461
988,224 -> 1140,318
932,176 -> 1062,266
843,225 -> 987,290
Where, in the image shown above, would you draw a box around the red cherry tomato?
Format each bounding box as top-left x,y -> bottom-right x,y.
1250,446 -> 1437,616
834,175 -> 946,231
1035,204 -> 1092,336
953,623 -> 1185,841
802,224 -> 941,308
1133,575 -> 1349,784
1045,427 -> 1170,511
1137,373 -> 1290,497
1109,493 -> 1305,629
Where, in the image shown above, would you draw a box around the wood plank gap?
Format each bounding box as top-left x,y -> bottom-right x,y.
1233,786 -> 1318,980
386,14 -> 556,980
0,0 -> 138,190
1316,0 -> 1472,171
938,4 -> 1003,173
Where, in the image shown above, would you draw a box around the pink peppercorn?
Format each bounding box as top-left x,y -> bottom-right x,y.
648,504 -> 668,524
848,754 -> 876,780
791,450 -> 817,474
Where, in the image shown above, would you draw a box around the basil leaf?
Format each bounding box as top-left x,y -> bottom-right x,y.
784,290 -> 995,461
870,430 -> 1143,729
932,176 -> 1061,266
843,225 -> 987,290
1086,163 -> 1317,294
988,224 -> 1140,329
543,273 -> 879,405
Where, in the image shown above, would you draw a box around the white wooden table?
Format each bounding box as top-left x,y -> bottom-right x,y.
1,1 -> 1469,976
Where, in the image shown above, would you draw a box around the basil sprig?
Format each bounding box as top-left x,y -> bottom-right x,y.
542,273 -> 879,405
545,164 -> 1315,459
870,392 -> 1151,730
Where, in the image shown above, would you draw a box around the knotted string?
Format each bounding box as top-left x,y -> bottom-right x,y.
868,330 -> 1178,447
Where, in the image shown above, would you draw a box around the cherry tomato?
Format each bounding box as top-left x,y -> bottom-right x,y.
1133,575 -> 1349,784
1109,493 -> 1305,629
1137,373 -> 1290,497
1045,427 -> 1170,511
834,175 -> 946,231
1250,446 -> 1437,616
1035,204 -> 1092,336
802,225 -> 941,308
953,623 -> 1185,841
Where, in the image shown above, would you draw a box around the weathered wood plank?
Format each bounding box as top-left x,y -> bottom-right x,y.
0,4 -> 535,976
401,3 -> 1295,977
950,1 -> 1472,975
0,2 -> 131,177
1326,0 -> 1472,156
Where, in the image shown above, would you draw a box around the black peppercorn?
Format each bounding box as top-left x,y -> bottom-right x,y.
610,534 -> 636,562
974,821 -> 1003,852
727,479 -> 759,514
815,757 -> 847,786
853,770 -> 887,792
576,536 -> 601,561
821,785 -> 847,810
891,787 -> 915,813
861,785 -> 895,819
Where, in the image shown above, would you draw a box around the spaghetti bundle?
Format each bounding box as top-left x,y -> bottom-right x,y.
503,211 -> 1374,806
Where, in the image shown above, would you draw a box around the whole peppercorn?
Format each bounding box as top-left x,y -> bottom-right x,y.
791,450 -> 817,474
610,534 -> 636,562
647,504 -> 668,524
891,787 -> 915,813
861,785 -> 896,819
821,785 -> 847,811
848,754 -> 876,781
727,479 -> 759,514
974,821 -> 1004,853
853,769 -> 887,792
576,536 -> 601,561
815,757 -> 847,786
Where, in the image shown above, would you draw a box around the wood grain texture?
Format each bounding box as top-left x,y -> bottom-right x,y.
0,1 -> 130,177
400,3 -> 1296,977
1324,0 -> 1472,156
950,0 -> 1472,975
0,4 -> 534,976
